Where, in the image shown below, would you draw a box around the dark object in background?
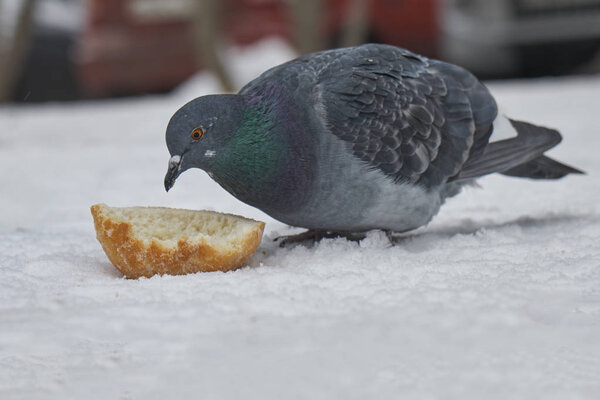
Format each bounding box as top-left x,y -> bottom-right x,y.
12,27 -> 81,102
7,0 -> 83,103
440,0 -> 600,78
518,39 -> 600,77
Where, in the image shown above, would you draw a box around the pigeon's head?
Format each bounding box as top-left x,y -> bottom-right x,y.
164,94 -> 246,191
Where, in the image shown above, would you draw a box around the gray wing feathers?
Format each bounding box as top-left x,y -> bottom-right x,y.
318,44 -> 498,187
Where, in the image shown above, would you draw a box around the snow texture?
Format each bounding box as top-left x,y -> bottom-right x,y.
1,40 -> 600,399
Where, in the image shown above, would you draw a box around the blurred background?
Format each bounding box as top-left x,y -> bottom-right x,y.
1,0 -> 600,103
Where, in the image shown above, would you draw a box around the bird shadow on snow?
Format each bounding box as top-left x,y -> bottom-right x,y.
253,212 -> 595,259
391,212 -> 596,252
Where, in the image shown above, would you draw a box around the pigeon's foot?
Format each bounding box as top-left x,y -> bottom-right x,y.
274,230 -> 367,247
384,230 -> 397,245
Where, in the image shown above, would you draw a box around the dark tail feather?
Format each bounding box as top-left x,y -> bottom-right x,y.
501,155 -> 584,179
452,119 -> 583,181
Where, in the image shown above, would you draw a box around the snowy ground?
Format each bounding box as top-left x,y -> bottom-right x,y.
1,41 -> 600,399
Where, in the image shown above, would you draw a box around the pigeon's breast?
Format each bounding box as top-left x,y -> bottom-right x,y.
286,135 -> 444,232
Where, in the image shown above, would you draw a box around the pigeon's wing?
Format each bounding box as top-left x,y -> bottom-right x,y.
317,44 -> 498,187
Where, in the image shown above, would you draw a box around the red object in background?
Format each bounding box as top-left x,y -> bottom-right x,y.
369,0 -> 439,57
325,0 -> 439,56
223,0 -> 292,46
76,0 -> 440,98
78,0 -> 196,97
77,0 -> 296,97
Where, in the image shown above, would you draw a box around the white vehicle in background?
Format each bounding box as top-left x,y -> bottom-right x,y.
440,0 -> 600,77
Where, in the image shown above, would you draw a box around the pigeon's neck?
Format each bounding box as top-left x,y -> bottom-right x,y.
215,105 -> 281,179
211,102 -> 297,210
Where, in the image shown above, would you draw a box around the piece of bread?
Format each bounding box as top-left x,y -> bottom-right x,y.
91,204 -> 265,278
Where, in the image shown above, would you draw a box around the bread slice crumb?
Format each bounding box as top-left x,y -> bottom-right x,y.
91,204 -> 265,278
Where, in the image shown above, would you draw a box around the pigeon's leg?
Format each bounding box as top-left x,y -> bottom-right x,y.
274,230 -> 326,247
336,231 -> 367,242
384,230 -> 396,245
275,230 -> 366,247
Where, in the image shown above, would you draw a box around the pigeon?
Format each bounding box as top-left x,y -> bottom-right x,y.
164,44 -> 582,244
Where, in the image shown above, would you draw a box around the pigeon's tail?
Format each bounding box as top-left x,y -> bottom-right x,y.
452,119 -> 584,182
500,155 -> 583,179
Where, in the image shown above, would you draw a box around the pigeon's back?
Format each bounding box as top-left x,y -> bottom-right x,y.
240,44 -> 499,189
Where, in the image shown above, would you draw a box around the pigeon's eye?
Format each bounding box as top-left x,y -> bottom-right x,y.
191,128 -> 203,140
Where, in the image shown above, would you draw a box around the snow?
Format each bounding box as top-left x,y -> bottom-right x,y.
1,41 -> 600,399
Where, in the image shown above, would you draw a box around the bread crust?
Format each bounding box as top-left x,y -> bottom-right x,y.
91,204 -> 265,278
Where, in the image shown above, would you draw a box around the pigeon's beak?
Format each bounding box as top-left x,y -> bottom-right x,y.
164,155 -> 182,192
